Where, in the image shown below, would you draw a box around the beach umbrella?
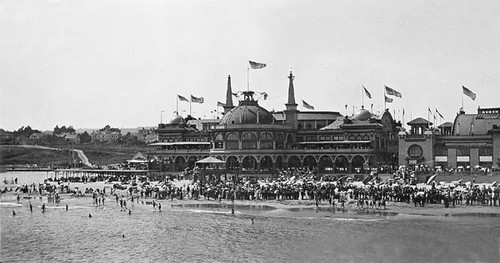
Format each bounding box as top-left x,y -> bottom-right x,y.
426,174 -> 437,185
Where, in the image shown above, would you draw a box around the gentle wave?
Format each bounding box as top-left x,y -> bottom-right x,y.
0,202 -> 23,207
170,209 -> 243,215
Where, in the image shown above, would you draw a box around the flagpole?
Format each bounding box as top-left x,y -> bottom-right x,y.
247,66 -> 249,91
361,86 -> 364,108
190,96 -> 192,116
427,107 -> 430,130
461,87 -> 464,111
176,96 -> 179,115
383,86 -> 386,111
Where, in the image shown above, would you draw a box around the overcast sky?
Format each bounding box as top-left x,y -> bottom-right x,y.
1,0 -> 499,131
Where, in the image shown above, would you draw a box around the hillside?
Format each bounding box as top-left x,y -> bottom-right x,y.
0,145 -> 149,167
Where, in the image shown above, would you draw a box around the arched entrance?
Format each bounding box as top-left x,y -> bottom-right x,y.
226,156 -> 239,170
303,155 -> 317,170
335,155 -> 349,172
242,156 -> 258,171
288,155 -> 301,168
260,156 -> 273,171
351,155 -> 366,173
318,155 -> 333,172
174,156 -> 186,171
187,156 -> 198,169
275,156 -> 283,170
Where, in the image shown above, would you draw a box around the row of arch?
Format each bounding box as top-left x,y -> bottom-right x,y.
150,154 -> 370,172
214,132 -> 293,150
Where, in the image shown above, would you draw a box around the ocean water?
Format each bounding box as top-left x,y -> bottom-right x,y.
1,172 -> 500,263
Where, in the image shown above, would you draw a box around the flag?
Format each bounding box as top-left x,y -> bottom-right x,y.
428,107 -> 433,115
462,86 -> 476,101
191,95 -> 204,103
177,95 -> 189,102
385,86 -> 402,98
217,101 -> 225,107
363,86 -> 372,99
249,60 -> 266,69
385,96 -> 393,103
302,100 -> 314,110
436,108 -> 444,119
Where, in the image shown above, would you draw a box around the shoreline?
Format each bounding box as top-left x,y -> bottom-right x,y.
2,189 -> 499,218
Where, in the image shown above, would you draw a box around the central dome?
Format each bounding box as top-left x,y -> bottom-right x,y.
219,91 -> 275,125
352,108 -> 372,121
168,115 -> 186,125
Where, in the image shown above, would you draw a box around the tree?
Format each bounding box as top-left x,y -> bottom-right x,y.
99,125 -> 120,133
78,131 -> 92,144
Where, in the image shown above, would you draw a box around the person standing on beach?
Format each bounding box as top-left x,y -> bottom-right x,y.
42,203 -> 46,212
158,202 -> 161,212
30,203 -> 33,212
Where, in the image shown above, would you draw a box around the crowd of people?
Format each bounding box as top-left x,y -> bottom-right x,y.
3,168 -> 499,215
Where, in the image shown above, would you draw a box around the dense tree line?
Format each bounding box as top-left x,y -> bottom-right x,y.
53,125 -> 76,135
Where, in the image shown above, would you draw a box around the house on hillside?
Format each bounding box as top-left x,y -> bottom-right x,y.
29,132 -> 44,143
0,129 -> 14,144
137,128 -> 158,143
55,132 -> 80,144
91,129 -> 121,144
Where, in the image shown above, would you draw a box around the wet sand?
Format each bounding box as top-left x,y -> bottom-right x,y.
2,180 -> 499,218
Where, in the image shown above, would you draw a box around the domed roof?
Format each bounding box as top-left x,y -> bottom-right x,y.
220,101 -> 275,125
352,108 -> 372,121
168,115 -> 186,125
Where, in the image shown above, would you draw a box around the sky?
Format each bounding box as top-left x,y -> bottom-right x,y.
1,0 -> 499,131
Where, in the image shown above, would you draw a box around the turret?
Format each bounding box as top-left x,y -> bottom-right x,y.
223,75 -> 234,114
284,71 -> 299,129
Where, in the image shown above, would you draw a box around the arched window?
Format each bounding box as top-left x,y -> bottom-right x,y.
226,133 -> 239,149
214,133 -> 224,149
260,133 -> 273,149
276,133 -> 285,149
242,133 -> 257,149
408,145 -> 423,158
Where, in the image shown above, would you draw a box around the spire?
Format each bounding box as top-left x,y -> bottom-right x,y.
284,71 -> 298,129
223,75 -> 234,114
287,71 -> 296,105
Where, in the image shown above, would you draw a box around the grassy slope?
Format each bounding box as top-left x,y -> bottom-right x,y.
0,145 -> 149,166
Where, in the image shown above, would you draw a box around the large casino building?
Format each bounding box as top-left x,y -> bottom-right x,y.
399,107 -> 500,170
147,72 -> 401,175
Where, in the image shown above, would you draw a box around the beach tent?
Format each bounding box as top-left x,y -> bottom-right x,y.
196,156 -> 225,164
195,157 -> 226,171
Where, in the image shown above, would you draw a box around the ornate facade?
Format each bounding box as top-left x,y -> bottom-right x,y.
148,72 -> 400,174
398,107 -> 500,169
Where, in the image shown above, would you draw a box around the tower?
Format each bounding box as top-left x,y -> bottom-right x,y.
284,71 -> 299,129
223,75 -> 234,114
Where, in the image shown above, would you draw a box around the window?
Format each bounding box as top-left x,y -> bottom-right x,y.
226,133 -> 239,149
319,135 -> 330,141
214,133 -> 224,149
434,147 -> 447,156
333,135 -> 344,141
306,136 -> 317,142
276,133 -> 284,149
457,148 -> 470,156
260,133 -> 273,149
479,148 -> 492,156
408,145 -> 423,158
242,133 -> 257,149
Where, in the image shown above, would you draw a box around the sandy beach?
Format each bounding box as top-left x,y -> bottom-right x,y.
2,180 -> 499,218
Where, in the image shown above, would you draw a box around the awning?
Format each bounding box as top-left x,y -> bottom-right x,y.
149,142 -> 211,146
196,156 -> 225,164
297,140 -> 371,145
